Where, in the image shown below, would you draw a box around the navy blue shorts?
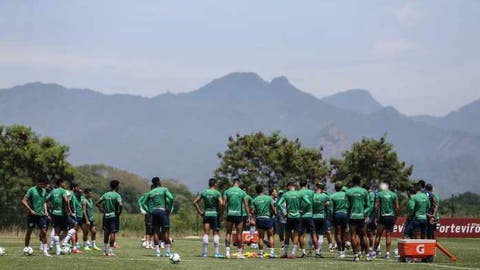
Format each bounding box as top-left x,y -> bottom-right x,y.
403,219 -> 414,237
275,220 -> 286,235
286,218 -> 301,232
379,216 -> 395,233
226,216 -> 244,226
411,218 -> 427,234
80,217 -> 95,227
349,218 -> 366,234
333,212 -> 348,228
256,217 -> 273,230
103,216 -> 119,233
52,215 -> 68,230
300,217 -> 315,234
426,222 -> 437,239
27,215 -> 48,229
203,216 -> 220,231
152,209 -> 170,228
67,215 -> 78,229
145,214 -> 153,235
313,218 -> 326,235
367,220 -> 377,233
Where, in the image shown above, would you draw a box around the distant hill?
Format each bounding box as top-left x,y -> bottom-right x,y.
321,89 -> 384,114
1,73 -> 479,196
412,98 -> 480,135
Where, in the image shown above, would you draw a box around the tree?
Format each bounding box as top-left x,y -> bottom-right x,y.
0,125 -> 76,226
330,135 -> 412,191
215,132 -> 329,194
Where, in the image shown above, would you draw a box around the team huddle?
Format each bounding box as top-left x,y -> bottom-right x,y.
192,176 -> 439,261
21,179 -> 122,256
20,175 -> 439,262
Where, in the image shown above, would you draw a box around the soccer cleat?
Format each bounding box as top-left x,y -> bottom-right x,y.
165,251 -> 172,258
339,252 -> 346,259
300,253 -> 307,258
214,253 -> 224,258
384,254 -> 391,260
353,255 -> 360,262
316,253 -> 324,258
92,246 -> 101,251
43,252 -> 52,257
107,252 -> 116,257
288,255 -> 296,259
201,252 -> 208,257
84,246 -> 92,251
269,252 -> 277,258
366,252 -> 375,261
72,248 -> 83,254
156,250 -> 162,257
281,254 -> 288,258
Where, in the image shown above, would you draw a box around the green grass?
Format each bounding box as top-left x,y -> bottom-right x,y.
0,235 -> 479,270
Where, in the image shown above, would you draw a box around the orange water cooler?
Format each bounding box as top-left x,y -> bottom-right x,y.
398,239 -> 436,262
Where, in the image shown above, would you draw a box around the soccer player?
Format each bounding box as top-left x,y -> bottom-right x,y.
277,181 -> 305,259
346,176 -> 373,261
242,187 -> 255,245
81,188 -> 100,251
46,179 -> 73,255
298,180 -> 316,258
96,180 -> 123,256
408,183 -> 430,239
251,184 -> 276,258
330,182 -> 349,258
193,178 -> 223,258
223,178 -> 250,259
425,184 -> 439,239
312,182 -> 330,257
141,177 -> 174,257
22,179 -> 50,257
366,185 -> 377,252
274,190 -> 287,249
374,182 -> 399,259
70,184 -> 84,253
138,185 -> 154,249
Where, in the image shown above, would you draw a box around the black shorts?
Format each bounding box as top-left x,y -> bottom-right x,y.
67,215 -> 78,229
103,216 -> 119,233
313,218 -> 326,235
145,214 -> 153,235
333,212 -> 348,228
275,220 -> 286,235
152,209 -> 170,228
52,215 -> 68,230
203,216 -> 220,231
367,220 -> 377,233
379,216 -> 395,233
411,218 -> 427,234
286,217 -> 301,232
426,222 -> 437,238
349,218 -> 366,234
27,215 -> 48,230
300,217 -> 315,234
226,215 -> 244,225
256,217 -> 273,230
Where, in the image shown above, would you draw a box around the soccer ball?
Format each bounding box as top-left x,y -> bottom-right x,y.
23,247 -> 34,256
0,247 -> 5,256
60,246 -> 72,255
169,253 -> 181,264
250,243 -> 258,249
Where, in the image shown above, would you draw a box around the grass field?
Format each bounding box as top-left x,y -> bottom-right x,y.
0,235 -> 478,270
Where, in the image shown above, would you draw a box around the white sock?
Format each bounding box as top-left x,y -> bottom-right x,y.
270,248 -> 275,254
165,244 -> 171,253
292,245 -> 298,255
63,229 -> 76,245
50,230 -> 55,247
202,234 -> 209,254
226,246 -> 230,254
42,244 -> 48,254
155,244 -> 160,252
213,235 -> 220,254
103,243 -> 108,253
259,249 -> 263,256
250,226 -> 255,238
283,245 -> 289,255
317,235 -> 324,252
92,240 -> 96,247
54,236 -> 61,255
302,248 -> 306,254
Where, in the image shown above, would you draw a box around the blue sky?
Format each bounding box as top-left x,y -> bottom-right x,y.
0,0 -> 479,116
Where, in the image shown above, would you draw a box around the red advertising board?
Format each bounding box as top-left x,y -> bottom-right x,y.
391,217 -> 480,238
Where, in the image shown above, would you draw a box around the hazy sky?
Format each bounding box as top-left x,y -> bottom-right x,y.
1,0 -> 479,116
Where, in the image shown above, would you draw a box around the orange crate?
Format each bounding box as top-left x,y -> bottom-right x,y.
398,239 -> 436,259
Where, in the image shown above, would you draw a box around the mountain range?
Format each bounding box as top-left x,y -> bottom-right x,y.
1,72 -> 479,196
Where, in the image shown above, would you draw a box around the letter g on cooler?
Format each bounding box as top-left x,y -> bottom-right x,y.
416,244 -> 425,254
